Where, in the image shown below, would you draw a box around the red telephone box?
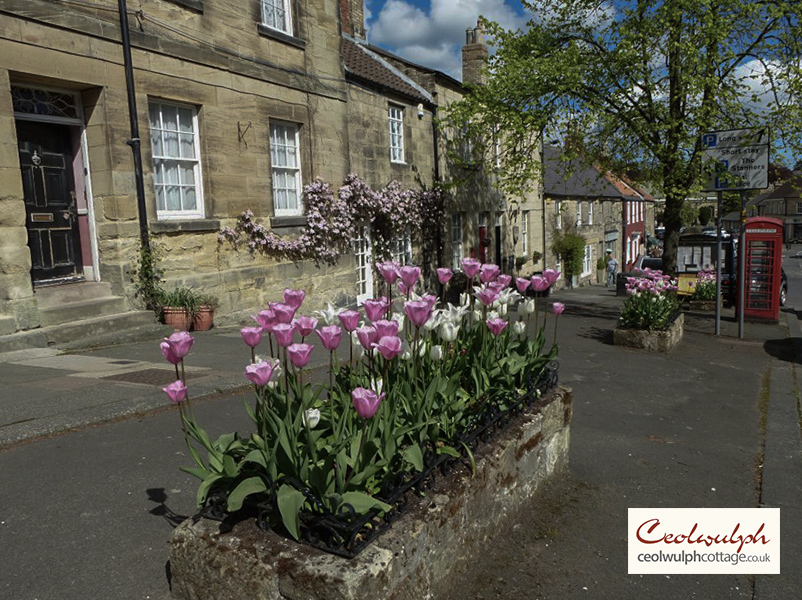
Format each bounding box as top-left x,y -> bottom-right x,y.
742,217 -> 783,321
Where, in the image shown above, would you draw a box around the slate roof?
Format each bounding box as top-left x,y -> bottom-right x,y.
543,146 -> 649,200
342,37 -> 432,105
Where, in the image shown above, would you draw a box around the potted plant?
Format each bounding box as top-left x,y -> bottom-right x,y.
531,250 -> 542,265
192,293 -> 219,331
155,286 -> 204,331
596,256 -> 608,284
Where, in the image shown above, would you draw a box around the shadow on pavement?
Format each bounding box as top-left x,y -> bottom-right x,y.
764,338 -> 799,363
147,487 -> 189,527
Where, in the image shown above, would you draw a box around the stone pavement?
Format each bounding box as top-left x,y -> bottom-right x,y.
0,284 -> 800,599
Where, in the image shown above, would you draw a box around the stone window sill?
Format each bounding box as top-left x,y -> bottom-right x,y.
164,0 -> 204,13
271,215 -> 307,233
257,25 -> 306,49
150,219 -> 220,234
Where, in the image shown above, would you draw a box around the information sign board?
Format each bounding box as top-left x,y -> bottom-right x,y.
701,127 -> 769,191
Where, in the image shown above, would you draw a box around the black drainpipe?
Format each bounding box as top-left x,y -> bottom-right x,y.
118,0 -> 150,249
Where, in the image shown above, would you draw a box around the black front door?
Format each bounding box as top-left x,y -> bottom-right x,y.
17,120 -> 83,283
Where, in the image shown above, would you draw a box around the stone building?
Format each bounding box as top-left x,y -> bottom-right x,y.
543,146 -> 652,285
0,0 -> 507,346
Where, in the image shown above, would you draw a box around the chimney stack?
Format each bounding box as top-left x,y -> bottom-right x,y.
340,0 -> 365,38
462,22 -> 488,84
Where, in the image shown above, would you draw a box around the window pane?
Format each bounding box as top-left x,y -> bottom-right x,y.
165,186 -> 181,210
179,133 -> 195,159
183,186 -> 197,211
164,131 -> 179,157
163,106 -> 178,132
179,163 -> 195,186
177,107 -> 193,133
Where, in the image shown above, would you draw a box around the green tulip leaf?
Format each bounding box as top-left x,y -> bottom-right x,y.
403,443 -> 424,472
227,476 -> 268,512
339,492 -> 391,516
277,484 -> 306,540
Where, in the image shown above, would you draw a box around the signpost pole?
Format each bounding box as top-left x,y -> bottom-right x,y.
715,192 -> 722,336
738,192 -> 746,339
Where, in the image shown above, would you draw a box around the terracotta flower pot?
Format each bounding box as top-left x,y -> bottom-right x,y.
162,307 -> 193,332
192,307 -> 215,331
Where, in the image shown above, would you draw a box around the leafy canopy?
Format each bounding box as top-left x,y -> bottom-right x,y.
449,0 -> 802,272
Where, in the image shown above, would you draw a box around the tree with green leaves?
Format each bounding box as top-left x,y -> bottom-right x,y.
448,0 -> 802,273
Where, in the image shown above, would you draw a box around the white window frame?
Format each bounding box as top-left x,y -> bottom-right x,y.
521,210 -> 529,256
354,225 -> 373,304
451,212 -> 464,271
389,105 -> 405,163
797,202 -> 802,215
576,202 -> 582,226
270,121 -> 303,217
582,244 -> 593,276
261,0 -> 293,35
149,100 -> 204,220
555,200 -> 562,229
392,228 -> 412,266
587,201 -> 593,225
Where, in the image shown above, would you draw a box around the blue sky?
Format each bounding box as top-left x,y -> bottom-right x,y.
364,0 -> 529,80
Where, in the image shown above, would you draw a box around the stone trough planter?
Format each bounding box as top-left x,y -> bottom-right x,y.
613,312 -> 684,352
169,386 -> 573,600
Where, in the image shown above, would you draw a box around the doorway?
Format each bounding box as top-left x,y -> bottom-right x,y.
16,120 -> 84,284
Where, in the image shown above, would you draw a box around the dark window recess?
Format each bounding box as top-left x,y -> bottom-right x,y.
150,219 -> 220,234
163,0 -> 204,13
257,25 -> 306,49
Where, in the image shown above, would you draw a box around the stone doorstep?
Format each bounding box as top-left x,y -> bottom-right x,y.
169,386 -> 573,600
613,312 -> 684,352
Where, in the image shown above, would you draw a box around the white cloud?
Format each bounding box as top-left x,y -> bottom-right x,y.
368,0 -> 528,79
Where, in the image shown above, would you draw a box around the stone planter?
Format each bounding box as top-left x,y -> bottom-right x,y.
686,298 -> 719,311
169,386 -> 573,600
613,312 -> 684,352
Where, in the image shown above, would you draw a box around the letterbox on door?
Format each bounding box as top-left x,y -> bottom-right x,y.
742,216 -> 783,321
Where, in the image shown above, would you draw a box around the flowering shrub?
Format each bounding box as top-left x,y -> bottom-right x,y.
690,269 -> 717,301
163,260 -> 561,550
618,269 -> 682,331
218,174 -> 444,265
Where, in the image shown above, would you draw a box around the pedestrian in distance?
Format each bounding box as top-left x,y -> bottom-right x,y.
605,250 -> 618,288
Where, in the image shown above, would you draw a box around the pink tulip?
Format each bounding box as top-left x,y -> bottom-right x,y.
283,288 -> 306,310
363,298 -> 387,322
254,308 -> 277,332
476,287 -> 499,307
497,274 -> 512,288
316,325 -> 342,351
515,278 -> 531,293
553,302 -> 565,316
531,276 -> 550,292
404,300 -> 432,328
240,326 -> 263,348
244,360 -> 277,386
437,268 -> 453,285
376,261 -> 399,285
422,294 -> 438,310
294,316 -> 318,337
352,387 -> 384,419
479,263 -> 500,283
338,310 -> 361,333
374,319 -> 399,338
287,343 -> 314,369
486,317 -> 508,337
273,323 -> 295,347
355,326 -> 379,351
272,302 -> 297,324
163,380 -> 187,404
543,269 -> 561,285
160,341 -> 181,365
160,331 -> 194,364
399,265 -> 421,289
373,335 -> 402,360
398,281 -> 410,296
462,258 -> 481,279
487,282 -> 504,294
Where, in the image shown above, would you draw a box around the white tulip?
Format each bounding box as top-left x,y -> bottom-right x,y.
430,345 -> 443,361
519,298 -> 536,316
513,321 -> 526,337
439,321 -> 459,342
313,302 -> 338,326
303,409 -> 320,429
